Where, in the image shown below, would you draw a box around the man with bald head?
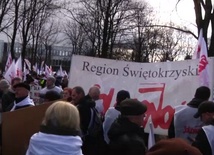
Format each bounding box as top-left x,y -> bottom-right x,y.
88,86 -> 103,114
39,76 -> 63,103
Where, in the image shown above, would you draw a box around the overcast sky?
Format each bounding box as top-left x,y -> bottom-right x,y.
0,0 -> 197,42
145,0 -> 196,30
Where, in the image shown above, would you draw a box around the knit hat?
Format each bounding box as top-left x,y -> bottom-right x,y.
116,90 -> 130,104
146,138 -> 202,155
194,101 -> 214,118
117,99 -> 147,116
0,79 -> 10,89
13,82 -> 30,91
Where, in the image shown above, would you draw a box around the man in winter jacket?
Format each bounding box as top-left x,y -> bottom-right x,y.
108,99 -> 147,155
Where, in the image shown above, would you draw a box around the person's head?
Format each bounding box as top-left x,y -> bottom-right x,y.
194,86 -> 210,100
116,90 -> 130,106
42,101 -> 80,131
0,79 -> 10,92
44,90 -> 61,102
63,87 -> 72,101
71,86 -> 85,105
11,77 -> 22,88
194,101 -> 214,124
13,82 -> 30,98
146,138 -> 202,155
88,86 -> 100,101
46,76 -> 56,88
117,99 -> 147,126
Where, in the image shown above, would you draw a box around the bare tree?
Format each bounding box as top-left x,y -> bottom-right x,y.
64,0 -> 136,58
0,0 -> 13,33
177,0 -> 214,56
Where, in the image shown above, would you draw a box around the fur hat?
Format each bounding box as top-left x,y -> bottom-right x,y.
146,138 -> 202,155
117,99 -> 147,116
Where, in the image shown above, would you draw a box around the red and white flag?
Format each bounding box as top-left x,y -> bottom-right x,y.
4,60 -> 16,83
193,30 -> 203,59
15,55 -> 23,78
193,29 -> 209,87
4,52 -> 13,72
198,38 -> 209,87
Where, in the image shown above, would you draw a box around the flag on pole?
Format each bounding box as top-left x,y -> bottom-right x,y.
15,55 -> 23,79
192,29 -> 209,87
148,121 -> 155,149
4,52 -> 13,72
57,65 -> 64,77
193,30 -> 203,59
45,64 -> 52,77
3,60 -> 16,83
198,37 -> 209,87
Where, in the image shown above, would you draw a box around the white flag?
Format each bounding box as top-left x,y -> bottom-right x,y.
45,64 -> 52,77
192,29 -> 209,87
57,65 -> 64,77
15,55 -> 23,78
5,52 -> 13,72
198,37 -> 209,87
193,29 -> 203,59
148,121 -> 155,149
3,60 -> 16,83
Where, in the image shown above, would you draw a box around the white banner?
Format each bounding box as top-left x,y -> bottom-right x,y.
68,55 -> 214,135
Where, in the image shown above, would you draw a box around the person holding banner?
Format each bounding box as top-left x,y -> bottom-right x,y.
168,86 -> 210,143
26,101 -> 83,155
192,101 -> 214,155
108,99 -> 147,155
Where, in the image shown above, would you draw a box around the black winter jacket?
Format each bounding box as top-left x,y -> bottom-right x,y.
108,116 -> 147,155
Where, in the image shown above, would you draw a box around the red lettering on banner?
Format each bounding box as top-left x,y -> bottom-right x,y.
139,83 -> 185,129
94,84 -> 115,113
100,88 -> 114,113
96,83 -> 186,129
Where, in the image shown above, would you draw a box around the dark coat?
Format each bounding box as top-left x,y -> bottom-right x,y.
192,126 -> 213,155
77,95 -> 107,155
77,95 -> 95,135
108,116 -> 147,155
1,90 -> 15,112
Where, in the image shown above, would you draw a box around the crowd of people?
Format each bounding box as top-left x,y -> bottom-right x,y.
0,71 -> 213,155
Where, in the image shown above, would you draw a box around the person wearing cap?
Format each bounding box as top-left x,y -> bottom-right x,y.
103,90 -> 130,144
168,86 -> 210,143
7,82 -> 35,111
192,101 -> 214,155
108,98 -> 147,155
146,138 -> 202,155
